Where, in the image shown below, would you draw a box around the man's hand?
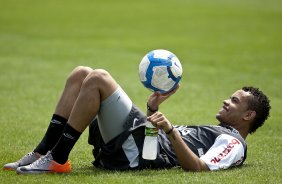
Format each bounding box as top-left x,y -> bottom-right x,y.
147,84 -> 180,113
147,112 -> 173,133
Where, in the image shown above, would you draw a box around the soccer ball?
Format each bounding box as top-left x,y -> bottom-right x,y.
138,49 -> 182,93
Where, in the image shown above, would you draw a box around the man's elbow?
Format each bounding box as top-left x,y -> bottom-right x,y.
181,162 -> 210,172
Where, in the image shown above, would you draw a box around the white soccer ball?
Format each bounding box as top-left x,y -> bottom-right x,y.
139,49 -> 182,93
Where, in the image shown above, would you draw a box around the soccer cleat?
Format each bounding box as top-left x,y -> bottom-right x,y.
3,152 -> 41,170
16,151 -> 71,174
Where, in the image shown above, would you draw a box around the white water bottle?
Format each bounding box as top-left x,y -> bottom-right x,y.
142,121 -> 158,160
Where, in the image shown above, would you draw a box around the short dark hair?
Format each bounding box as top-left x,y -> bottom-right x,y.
242,86 -> 271,134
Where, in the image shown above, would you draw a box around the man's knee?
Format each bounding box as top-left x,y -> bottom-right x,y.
67,66 -> 93,84
84,69 -> 111,87
83,69 -> 118,99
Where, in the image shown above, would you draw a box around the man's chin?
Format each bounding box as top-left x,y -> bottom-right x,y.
216,114 -> 223,122
216,115 -> 228,126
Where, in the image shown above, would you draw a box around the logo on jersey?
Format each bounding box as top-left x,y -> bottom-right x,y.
132,118 -> 139,129
177,126 -> 193,136
210,138 -> 240,164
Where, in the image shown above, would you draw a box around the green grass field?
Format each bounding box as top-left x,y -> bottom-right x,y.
0,0 -> 281,183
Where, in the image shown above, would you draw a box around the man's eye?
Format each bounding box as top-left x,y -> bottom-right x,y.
231,97 -> 238,103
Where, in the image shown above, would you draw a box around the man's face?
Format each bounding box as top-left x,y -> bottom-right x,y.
216,90 -> 252,126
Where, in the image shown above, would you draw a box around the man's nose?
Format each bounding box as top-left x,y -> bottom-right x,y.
223,99 -> 229,105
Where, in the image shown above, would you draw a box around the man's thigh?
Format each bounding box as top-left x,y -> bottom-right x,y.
97,86 -> 132,143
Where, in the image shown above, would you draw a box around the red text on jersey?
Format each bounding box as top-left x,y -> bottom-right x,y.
210,139 -> 240,164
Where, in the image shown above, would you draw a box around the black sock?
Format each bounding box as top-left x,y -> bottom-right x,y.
51,123 -> 81,164
34,114 -> 67,155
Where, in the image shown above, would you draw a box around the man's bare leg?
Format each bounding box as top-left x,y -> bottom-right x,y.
48,68 -> 119,164
33,66 -> 94,155
55,66 -> 94,119
67,69 -> 119,132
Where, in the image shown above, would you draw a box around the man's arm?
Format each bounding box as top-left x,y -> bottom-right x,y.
147,112 -> 209,172
146,86 -> 209,171
167,124 -> 210,171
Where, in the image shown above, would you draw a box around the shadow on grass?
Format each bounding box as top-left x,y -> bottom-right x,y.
66,159 -> 253,176
70,165 -> 183,176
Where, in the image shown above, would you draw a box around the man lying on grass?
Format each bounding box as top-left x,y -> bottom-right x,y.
3,66 -> 271,174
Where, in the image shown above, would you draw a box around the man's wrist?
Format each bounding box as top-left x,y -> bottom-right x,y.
165,124 -> 174,134
147,102 -> 158,113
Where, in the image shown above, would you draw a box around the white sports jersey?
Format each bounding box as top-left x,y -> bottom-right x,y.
200,134 -> 245,170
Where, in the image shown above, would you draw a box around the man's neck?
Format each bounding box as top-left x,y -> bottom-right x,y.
219,122 -> 248,140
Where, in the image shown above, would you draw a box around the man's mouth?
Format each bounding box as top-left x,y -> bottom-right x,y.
219,106 -> 228,113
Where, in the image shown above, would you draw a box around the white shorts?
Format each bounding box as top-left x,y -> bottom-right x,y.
97,86 -> 133,143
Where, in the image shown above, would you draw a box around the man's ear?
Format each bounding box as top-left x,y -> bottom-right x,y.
243,110 -> 256,121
